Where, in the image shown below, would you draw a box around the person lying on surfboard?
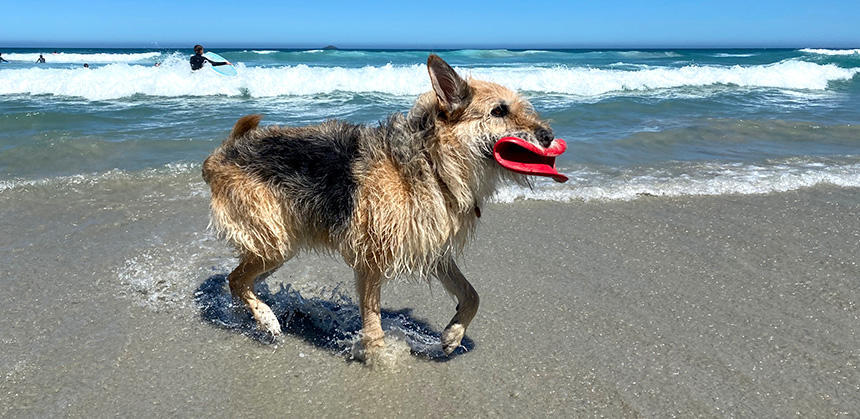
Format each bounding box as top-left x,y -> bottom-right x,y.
190,44 -> 231,71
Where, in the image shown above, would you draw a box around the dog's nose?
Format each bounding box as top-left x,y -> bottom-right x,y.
536,128 -> 554,147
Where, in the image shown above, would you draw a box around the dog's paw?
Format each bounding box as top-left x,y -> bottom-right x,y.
363,336 -> 386,355
353,337 -> 409,369
254,307 -> 282,337
441,323 -> 465,355
351,337 -> 383,361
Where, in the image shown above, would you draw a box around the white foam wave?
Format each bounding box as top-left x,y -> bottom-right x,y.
488,61 -> 859,94
1,59 -> 856,100
494,159 -> 860,202
251,50 -> 279,54
3,158 -> 858,203
614,50 -> 682,58
800,48 -> 860,56
0,162 -> 202,193
712,53 -> 757,58
2,52 -> 160,63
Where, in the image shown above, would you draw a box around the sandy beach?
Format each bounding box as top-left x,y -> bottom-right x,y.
1,173 -> 857,417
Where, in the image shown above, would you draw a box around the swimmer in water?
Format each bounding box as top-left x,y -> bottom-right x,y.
36,54 -> 46,63
0,53 -> 8,63
190,45 -> 230,71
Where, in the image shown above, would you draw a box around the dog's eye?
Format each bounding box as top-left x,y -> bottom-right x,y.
490,104 -> 508,118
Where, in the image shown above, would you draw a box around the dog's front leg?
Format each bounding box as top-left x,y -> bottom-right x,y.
355,269 -> 385,354
436,259 -> 480,355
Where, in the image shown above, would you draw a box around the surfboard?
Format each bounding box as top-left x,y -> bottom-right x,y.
204,52 -> 237,76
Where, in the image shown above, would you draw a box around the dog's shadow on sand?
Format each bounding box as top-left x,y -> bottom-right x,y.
194,274 -> 474,362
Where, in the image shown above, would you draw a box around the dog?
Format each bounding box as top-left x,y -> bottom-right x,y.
202,54 -> 566,357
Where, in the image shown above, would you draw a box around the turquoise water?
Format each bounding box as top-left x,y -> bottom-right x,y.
1,47 -> 858,200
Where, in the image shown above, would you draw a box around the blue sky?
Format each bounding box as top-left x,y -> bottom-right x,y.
2,0 -> 858,48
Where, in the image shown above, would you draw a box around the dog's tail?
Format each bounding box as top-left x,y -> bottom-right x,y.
202,114 -> 263,184
230,114 -> 262,141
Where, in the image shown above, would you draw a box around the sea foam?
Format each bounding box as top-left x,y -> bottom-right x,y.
800,48 -> 860,56
712,53 -> 758,58
494,159 -> 860,202
3,158 -> 857,203
0,59 -> 856,101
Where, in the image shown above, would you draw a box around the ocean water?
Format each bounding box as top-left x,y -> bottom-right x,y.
1,47 -> 858,201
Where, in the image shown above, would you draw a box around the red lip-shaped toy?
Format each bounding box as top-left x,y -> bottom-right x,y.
493,137 -> 569,183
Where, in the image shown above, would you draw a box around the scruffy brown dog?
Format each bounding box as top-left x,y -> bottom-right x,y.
203,54 -> 565,357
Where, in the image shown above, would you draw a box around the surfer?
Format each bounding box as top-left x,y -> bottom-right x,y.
0,53 -> 8,63
190,45 -> 230,71
36,54 -> 46,63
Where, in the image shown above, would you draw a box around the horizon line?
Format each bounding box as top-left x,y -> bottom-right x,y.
1,43 -> 859,51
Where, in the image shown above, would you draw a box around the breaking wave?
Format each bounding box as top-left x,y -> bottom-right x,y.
712,53 -> 758,58
800,48 -> 860,56
0,58 -> 856,100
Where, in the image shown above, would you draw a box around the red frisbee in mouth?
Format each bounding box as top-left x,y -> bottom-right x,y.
493,137 -> 569,183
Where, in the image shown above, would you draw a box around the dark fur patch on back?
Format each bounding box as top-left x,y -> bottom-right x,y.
224,121 -> 361,235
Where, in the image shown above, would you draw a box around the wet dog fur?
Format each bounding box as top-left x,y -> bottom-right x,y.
202,54 -> 556,357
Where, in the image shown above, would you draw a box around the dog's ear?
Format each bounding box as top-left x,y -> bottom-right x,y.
427,54 -> 471,116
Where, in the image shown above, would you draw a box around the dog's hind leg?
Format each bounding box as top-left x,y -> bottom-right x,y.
436,259 -> 480,355
355,269 -> 385,354
228,254 -> 286,337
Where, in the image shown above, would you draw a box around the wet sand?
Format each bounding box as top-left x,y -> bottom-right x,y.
1,178 -> 858,417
